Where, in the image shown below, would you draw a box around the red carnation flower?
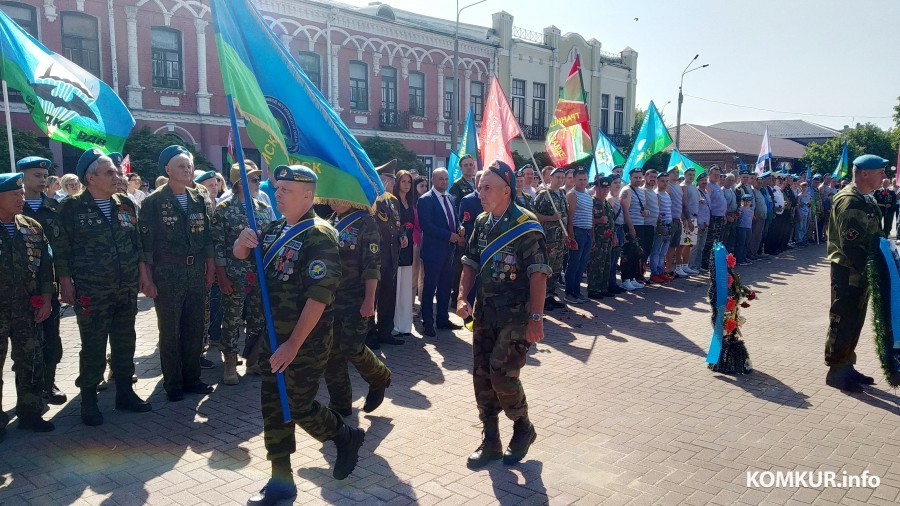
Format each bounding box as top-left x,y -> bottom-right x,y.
404,222 -> 414,229
727,275 -> 734,288
463,212 -> 472,223
725,298 -> 737,312
79,295 -> 91,307
604,229 -> 612,239
747,291 -> 757,301
245,273 -> 257,286
724,319 -> 737,334
29,296 -> 44,310
83,309 -> 91,316
726,254 -> 736,269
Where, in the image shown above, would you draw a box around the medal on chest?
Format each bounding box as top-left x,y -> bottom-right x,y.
188,213 -> 205,233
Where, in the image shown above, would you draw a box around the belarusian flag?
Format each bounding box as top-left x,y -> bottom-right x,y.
545,55 -> 592,168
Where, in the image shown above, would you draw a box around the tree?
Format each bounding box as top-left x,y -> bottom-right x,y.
122,127 -> 214,185
801,123 -> 895,176
0,126 -> 54,173
359,136 -> 424,173
893,95 -> 900,129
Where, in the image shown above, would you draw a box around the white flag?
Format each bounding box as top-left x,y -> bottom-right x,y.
755,128 -> 772,175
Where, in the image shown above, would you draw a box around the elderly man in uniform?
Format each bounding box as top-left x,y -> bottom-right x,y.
17,156 -> 66,405
532,167 -> 568,309
234,165 -> 365,505
825,154 -> 888,393
456,161 -> 550,469
212,164 -> 272,385
369,160 -> 405,347
0,172 -> 55,436
139,146 -> 216,401
54,150 -> 152,426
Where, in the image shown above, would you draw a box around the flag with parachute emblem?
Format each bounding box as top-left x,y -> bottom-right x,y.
622,101 -> 672,183
545,55 -> 592,168
667,150 -> 706,182
588,129 -> 626,180
0,9 -> 134,153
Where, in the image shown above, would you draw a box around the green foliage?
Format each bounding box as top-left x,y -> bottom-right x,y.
359,136 -> 424,173
122,127 -> 214,184
801,123 -> 896,176
0,126 -> 53,174
893,95 -> 900,129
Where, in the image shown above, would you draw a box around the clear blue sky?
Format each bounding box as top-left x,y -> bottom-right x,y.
340,0 -> 900,131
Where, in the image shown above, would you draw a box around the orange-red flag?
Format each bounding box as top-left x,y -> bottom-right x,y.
545,55 -> 592,168
479,77 -> 522,168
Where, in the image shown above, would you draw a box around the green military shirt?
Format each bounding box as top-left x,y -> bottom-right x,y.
0,215 -> 54,304
211,196 -> 272,277
138,185 -> 213,264
260,211 -> 341,352
21,194 -> 60,244
591,196 -> 615,241
330,210 -> 381,298
826,183 -> 882,274
515,193 -> 534,212
54,190 -> 141,290
461,203 -> 552,320
532,187 -> 568,243
449,177 -> 476,215
374,193 -> 401,268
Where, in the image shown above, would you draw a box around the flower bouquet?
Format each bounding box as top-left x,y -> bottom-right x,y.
706,244 -> 755,374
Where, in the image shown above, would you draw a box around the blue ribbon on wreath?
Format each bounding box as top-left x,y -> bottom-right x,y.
706,243 -> 728,365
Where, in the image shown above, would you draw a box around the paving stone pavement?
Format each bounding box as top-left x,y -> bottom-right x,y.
1,244 -> 899,505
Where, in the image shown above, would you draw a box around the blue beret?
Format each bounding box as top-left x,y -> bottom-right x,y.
550,167 -> 565,176
515,169 -> 525,177
194,170 -> 217,184
812,174 -> 822,180
273,164 -> 317,183
760,171 -> 772,178
158,145 -> 191,174
791,175 -> 799,181
741,194 -> 753,201
852,154 -> 889,170
595,176 -> 612,188
0,172 -> 24,193
488,160 -> 516,194
628,167 -> 643,175
739,169 -> 751,175
108,152 -> 124,168
16,156 -> 51,172
76,148 -> 105,183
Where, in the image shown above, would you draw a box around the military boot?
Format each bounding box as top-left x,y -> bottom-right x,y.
503,417 -> 537,465
826,365 -> 864,393
81,387 -> 104,426
362,377 -> 391,413
17,413 -> 55,432
332,424 -> 365,480
115,380 -> 152,413
223,353 -> 240,385
467,417 -> 503,469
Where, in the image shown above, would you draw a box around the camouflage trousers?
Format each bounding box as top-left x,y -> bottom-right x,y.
825,264 -> 869,367
220,272 -> 263,355
154,262 -> 207,394
546,240 -> 565,297
472,309 -> 531,422
587,236 -> 613,293
325,301 -> 391,411
260,331 -> 342,461
0,305 -> 45,417
73,286 -> 138,389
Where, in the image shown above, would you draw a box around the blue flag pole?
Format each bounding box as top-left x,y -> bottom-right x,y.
227,94 -> 292,423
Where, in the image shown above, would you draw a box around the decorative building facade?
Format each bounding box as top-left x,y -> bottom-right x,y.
0,0 -> 637,175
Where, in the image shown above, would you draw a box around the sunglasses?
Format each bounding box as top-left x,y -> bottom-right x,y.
249,177 -> 261,183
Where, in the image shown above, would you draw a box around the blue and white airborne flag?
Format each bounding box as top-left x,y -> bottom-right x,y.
754,127 -> 772,175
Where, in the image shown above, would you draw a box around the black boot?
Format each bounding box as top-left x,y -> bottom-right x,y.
18,413 -> 55,432
81,387 -> 104,426
0,412 -> 9,442
825,365 -> 863,393
848,367 -> 875,386
332,424 -> 365,480
467,418 -> 503,469
503,417 -> 537,464
362,378 -> 390,413
247,479 -> 296,506
115,380 -> 152,413
43,369 -> 67,405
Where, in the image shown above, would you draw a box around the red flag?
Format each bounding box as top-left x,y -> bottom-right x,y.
121,154 -> 131,175
545,55 -> 592,167
479,77 -> 522,168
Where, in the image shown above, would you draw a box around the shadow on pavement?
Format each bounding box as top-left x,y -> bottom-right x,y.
714,369 -> 812,408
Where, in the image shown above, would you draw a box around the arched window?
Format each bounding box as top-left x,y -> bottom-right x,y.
0,2 -> 38,37
61,12 -> 101,77
151,27 -> 183,90
349,61 -> 368,111
409,72 -> 425,117
297,51 -> 321,90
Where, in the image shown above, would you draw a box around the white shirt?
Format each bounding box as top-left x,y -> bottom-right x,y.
524,187 -> 537,198
431,188 -> 457,229
772,187 -> 785,214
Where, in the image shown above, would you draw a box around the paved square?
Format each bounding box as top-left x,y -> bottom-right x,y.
2,244 -> 899,505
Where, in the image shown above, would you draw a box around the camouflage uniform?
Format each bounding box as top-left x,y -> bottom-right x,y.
449,177 -> 476,216
54,190 -> 141,389
587,197 -> 615,294
532,187 -> 568,297
258,211 -> 343,460
461,204 -> 550,423
138,185 -> 213,395
211,196 -> 272,355
21,194 -> 62,393
324,211 -> 391,412
372,194 -> 401,340
0,215 -> 52,419
515,193 -> 534,212
825,184 -> 882,367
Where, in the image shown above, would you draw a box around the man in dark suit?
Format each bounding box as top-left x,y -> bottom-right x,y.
417,168 -> 464,337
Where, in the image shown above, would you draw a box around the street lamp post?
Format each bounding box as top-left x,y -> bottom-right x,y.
452,0 -> 487,153
675,54 -> 708,150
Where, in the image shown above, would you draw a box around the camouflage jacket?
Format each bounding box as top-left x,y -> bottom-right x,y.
462,203 -> 551,320
330,210 -> 381,300
54,190 -> 141,291
260,211 -> 341,352
532,187 -> 568,243
211,196 -> 272,277
591,196 -> 615,243
826,184 -> 882,275
0,215 -> 54,303
21,194 -> 60,245
138,185 -> 213,264
515,193 -> 534,212
449,177 -> 476,215
374,193 -> 401,268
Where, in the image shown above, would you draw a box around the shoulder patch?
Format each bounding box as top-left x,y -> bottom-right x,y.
846,228 -> 859,241
370,243 -> 380,254
308,259 -> 327,280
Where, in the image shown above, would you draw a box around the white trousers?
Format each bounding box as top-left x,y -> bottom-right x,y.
394,265 -> 414,334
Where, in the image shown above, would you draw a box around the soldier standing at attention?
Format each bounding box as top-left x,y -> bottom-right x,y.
369,160 -> 406,348
532,168 -> 568,309
825,154 -> 888,393
456,161 -> 550,469
54,150 -> 152,426
234,165 -> 365,505
587,176 -> 617,299
325,200 -> 392,417
17,156 -> 66,405
0,172 -> 55,436
139,146 -> 215,401
212,164 -> 272,385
